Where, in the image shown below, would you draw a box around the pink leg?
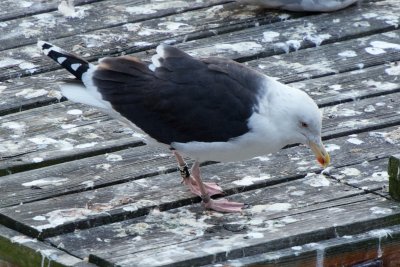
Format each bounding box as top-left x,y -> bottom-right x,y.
191,161 -> 244,213
173,151 -> 223,196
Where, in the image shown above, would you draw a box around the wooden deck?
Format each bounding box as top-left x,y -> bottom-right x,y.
1,0 -> 400,266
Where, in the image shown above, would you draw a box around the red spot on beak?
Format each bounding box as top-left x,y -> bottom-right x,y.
317,156 -> 325,166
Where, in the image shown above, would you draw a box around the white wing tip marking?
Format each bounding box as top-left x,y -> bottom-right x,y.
151,54 -> 162,68
57,57 -> 67,64
156,44 -> 166,58
71,63 -> 82,71
148,64 -> 156,72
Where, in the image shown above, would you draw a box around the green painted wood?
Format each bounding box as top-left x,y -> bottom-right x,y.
0,225 -> 90,267
388,154 -> 400,201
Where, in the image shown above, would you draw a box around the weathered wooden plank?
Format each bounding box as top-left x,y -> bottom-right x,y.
176,0 -> 400,60
0,225 -> 91,267
208,224 -> 400,267
1,72 -> 398,177
2,30 -> 400,128
247,30 -> 400,84
51,192 -> 400,267
46,193 -> 370,259
0,69 -> 71,116
322,91 -> 400,139
2,124 -> 400,239
0,101 -> 143,176
291,62 -> 400,107
327,158 -> 389,195
0,0 -> 233,51
0,1 -> 293,80
0,89 -> 395,209
0,145 -> 178,208
0,0 -> 398,81
0,0 -> 98,22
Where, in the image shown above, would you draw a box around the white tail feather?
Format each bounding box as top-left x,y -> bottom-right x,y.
60,83 -> 110,109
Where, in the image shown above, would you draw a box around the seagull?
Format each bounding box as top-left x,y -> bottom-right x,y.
37,41 -> 330,212
237,0 -> 361,12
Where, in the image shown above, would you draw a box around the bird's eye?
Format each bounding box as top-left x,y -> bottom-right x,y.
301,122 -> 308,128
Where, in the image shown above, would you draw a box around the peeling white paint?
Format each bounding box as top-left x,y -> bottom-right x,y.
364,80 -> 398,90
369,228 -> 393,257
22,178 -> 69,187
215,42 -> 262,54
303,173 -> 330,187
325,144 -> 340,152
15,88 -> 48,99
338,50 -> 357,58
67,109 -> 83,115
0,58 -> 24,68
35,208 -> 100,231
246,232 -> 264,239
290,190 -> 305,196
233,174 -> 270,186
347,138 -> 364,145
364,105 -> 376,113
33,216 -> 46,221
305,33 -> 331,47
11,235 -> 37,244
328,84 -> 342,91
365,47 -> 386,55
262,31 -> 280,42
370,207 -> 392,215
385,64 -> 400,75
75,142 -> 98,149
106,154 -> 123,162
81,180 -> 94,188
32,157 -> 44,163
28,137 -> 58,145
371,41 -> 400,50
340,167 -> 361,176
251,203 -> 292,213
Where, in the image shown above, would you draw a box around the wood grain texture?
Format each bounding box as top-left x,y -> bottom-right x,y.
0,1 -> 293,81
0,0 -> 98,22
388,155 -> 400,201
0,101 -> 143,176
207,224 -> 400,267
0,0 -> 231,51
1,0 -> 400,266
2,123 -> 399,239
0,0 -> 397,81
2,30 -> 399,132
50,193 -> 400,267
0,224 -> 90,267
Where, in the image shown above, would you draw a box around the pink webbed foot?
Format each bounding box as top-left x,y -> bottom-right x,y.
182,177 -> 223,196
203,197 -> 244,213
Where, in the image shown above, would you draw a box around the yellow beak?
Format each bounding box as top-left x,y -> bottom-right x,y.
309,141 -> 330,168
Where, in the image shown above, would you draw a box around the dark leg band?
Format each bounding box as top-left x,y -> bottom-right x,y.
201,194 -> 211,203
178,164 -> 190,178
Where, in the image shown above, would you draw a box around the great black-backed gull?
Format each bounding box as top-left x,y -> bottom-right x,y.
38,41 -> 330,212
238,0 -> 361,12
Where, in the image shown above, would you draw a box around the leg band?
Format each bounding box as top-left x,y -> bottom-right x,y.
178,164 -> 190,178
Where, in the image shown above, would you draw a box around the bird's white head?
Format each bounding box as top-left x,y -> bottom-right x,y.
267,82 -> 330,168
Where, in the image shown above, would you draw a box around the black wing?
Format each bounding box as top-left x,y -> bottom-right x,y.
92,45 -> 266,144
